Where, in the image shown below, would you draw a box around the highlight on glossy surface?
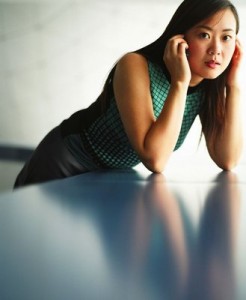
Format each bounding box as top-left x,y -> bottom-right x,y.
0,170 -> 245,299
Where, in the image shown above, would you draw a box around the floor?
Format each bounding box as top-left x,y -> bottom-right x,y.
0,161 -> 24,192
0,145 -> 33,192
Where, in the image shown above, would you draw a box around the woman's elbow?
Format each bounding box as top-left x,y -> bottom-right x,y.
142,156 -> 166,173
216,158 -> 239,171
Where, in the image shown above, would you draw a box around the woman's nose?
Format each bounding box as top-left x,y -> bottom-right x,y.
208,49 -> 221,55
208,41 -> 221,56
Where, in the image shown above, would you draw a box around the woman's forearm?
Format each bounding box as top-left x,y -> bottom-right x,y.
209,86 -> 243,170
141,82 -> 188,172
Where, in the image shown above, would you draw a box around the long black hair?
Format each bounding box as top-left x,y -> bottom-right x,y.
102,0 -> 240,143
136,0 -> 239,64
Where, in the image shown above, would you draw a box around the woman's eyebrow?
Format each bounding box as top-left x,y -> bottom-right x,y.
195,25 -> 235,32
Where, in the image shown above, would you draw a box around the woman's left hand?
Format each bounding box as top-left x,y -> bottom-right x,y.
226,38 -> 244,88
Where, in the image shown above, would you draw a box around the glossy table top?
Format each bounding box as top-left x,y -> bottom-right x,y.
0,165 -> 246,300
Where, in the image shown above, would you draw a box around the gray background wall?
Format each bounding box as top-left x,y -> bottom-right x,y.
0,0 -> 177,146
0,0 -> 246,190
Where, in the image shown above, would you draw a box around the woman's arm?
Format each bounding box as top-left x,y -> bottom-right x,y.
205,87 -> 243,170
113,36 -> 191,173
204,40 -> 244,170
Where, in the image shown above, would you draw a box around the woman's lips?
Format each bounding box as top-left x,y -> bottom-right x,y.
205,60 -> 220,69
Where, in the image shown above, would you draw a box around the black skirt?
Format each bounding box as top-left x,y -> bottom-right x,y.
14,126 -> 91,188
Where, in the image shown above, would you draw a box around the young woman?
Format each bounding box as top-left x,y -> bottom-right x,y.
14,0 -> 243,188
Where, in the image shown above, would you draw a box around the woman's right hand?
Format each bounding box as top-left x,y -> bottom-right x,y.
163,34 -> 191,86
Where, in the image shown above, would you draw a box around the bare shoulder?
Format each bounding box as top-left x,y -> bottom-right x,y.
114,52 -> 150,86
117,52 -> 147,66
116,52 -> 148,72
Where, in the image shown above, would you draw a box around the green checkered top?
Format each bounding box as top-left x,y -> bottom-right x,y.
66,60 -> 205,169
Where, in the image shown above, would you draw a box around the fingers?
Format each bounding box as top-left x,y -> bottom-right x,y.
236,38 -> 243,56
163,34 -> 191,84
232,38 -> 243,63
165,34 -> 189,57
236,38 -> 243,49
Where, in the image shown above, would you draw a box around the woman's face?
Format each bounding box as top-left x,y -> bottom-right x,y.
185,8 -> 237,86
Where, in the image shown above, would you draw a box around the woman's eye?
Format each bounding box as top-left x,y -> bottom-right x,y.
223,35 -> 232,41
199,32 -> 210,39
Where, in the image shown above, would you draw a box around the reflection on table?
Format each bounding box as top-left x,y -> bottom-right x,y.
0,170 -> 245,300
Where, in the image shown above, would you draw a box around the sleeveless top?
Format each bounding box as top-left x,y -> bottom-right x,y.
61,60 -> 205,169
